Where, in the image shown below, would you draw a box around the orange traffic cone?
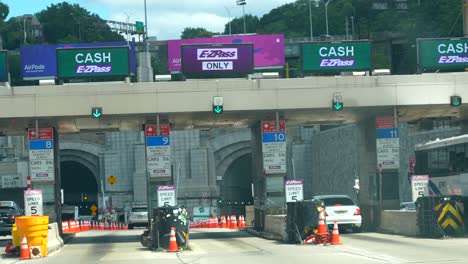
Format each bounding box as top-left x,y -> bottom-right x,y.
19,234 -> 31,260
330,221 -> 342,245
226,215 -> 231,228
5,241 -> 14,254
317,209 -> 327,234
167,227 -> 179,252
221,216 -> 226,228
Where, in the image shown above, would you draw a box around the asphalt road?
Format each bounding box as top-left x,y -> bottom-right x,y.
1,229 -> 468,264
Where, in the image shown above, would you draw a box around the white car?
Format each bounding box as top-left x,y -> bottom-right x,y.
128,206 -> 148,229
313,195 -> 362,232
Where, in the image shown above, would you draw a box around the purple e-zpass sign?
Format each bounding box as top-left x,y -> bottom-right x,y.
181,44 -> 254,74
20,41 -> 136,80
168,34 -> 284,72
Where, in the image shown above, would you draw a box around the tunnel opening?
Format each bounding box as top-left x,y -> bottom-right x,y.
60,161 -> 98,220
219,153 -> 253,217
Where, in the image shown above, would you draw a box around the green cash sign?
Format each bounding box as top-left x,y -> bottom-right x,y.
418,38 -> 468,70
302,41 -> 371,71
56,46 -> 130,78
0,51 -> 8,82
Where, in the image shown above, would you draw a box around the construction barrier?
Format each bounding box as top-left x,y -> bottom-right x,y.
287,199 -> 323,243
16,216 -> 49,258
417,196 -> 466,238
151,206 -> 188,250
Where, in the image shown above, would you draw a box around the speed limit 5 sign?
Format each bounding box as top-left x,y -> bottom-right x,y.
24,190 -> 43,216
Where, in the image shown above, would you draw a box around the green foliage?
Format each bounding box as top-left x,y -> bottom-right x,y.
225,14 -> 260,35
152,45 -> 169,75
0,3 -> 9,21
181,27 -> 216,39
35,2 -> 123,44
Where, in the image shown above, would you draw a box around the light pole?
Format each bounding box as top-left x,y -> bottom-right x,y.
308,0 -> 314,41
124,12 -> 130,46
323,0 -> 334,36
236,0 -> 246,34
224,6 -> 233,35
22,14 -> 33,44
144,0 -> 148,52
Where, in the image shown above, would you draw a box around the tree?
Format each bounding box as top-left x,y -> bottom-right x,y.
181,27 -> 216,39
0,3 -> 9,21
225,14 -> 260,35
35,2 -> 123,44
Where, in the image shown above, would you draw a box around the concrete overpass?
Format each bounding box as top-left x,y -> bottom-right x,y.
1,72 -> 467,134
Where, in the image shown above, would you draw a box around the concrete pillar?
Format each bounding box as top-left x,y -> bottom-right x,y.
356,118 -> 379,231
251,121 -> 265,230
137,52 -> 154,82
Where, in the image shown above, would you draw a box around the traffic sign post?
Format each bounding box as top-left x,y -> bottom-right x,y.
262,120 -> 287,174
285,180 -> 304,203
136,21 -> 144,34
213,96 -> 224,114
146,124 -> 171,178
157,185 -> 176,207
376,117 -> 400,170
28,128 -> 55,182
107,175 -> 117,185
24,190 -> 43,216
332,92 -> 343,111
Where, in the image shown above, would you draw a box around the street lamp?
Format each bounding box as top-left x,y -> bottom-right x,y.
308,0 -> 314,41
224,6 -> 234,35
144,0 -> 148,52
21,14 -> 33,44
323,0 -> 335,36
236,0 -> 246,34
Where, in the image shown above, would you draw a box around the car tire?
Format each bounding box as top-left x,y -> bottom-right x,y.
352,226 -> 361,233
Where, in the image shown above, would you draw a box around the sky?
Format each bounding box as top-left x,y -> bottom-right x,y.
3,0 -> 297,40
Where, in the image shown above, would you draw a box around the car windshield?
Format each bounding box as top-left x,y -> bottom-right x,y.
401,203 -> 416,210
321,197 -> 355,206
131,207 -> 147,213
0,206 -> 16,214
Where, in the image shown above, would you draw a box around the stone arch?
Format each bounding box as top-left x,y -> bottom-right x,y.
209,129 -> 252,180
59,141 -> 104,188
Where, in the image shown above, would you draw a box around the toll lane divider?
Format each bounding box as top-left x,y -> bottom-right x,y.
189,215 -> 247,229
61,220 -> 128,234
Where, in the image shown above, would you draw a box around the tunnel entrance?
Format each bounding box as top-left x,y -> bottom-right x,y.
219,154 -> 253,216
60,161 -> 98,220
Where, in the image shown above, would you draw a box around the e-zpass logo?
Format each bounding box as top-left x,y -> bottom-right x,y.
197,48 -> 238,60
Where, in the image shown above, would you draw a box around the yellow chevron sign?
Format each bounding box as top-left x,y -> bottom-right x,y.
434,200 -> 464,236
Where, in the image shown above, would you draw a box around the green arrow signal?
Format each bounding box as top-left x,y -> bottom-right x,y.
92,108 -> 102,118
333,102 -> 343,111
213,105 -> 223,114
451,96 -> 462,106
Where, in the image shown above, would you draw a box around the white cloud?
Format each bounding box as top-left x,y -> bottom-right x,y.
81,0 -> 297,40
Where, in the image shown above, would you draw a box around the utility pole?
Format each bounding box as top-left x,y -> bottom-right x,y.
464,0 -> 468,37
308,0 -> 313,41
237,0 -> 247,34
144,0 -> 148,52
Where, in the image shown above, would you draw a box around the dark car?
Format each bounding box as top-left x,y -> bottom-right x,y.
0,201 -> 21,236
